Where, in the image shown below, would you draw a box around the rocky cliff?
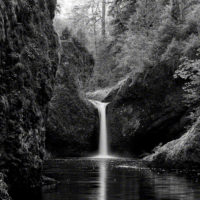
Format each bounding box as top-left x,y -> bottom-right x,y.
98,54 -> 200,169
46,28 -> 98,157
144,116 -> 200,168
0,0 -> 59,196
104,64 -> 190,157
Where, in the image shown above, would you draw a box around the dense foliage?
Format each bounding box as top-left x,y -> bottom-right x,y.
87,0 -> 200,90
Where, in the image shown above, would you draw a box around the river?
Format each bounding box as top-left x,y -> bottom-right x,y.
41,158 -> 200,200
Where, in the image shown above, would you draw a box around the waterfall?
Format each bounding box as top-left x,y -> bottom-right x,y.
89,100 -> 110,158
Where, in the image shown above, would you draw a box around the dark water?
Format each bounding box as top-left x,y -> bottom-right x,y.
42,158 -> 200,200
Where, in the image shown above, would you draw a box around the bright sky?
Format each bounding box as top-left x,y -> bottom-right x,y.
54,0 -> 86,35
57,0 -> 85,18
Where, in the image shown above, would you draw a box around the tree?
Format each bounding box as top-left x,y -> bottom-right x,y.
102,0 -> 106,40
173,53 -> 200,127
66,0 -> 111,57
108,0 -> 137,36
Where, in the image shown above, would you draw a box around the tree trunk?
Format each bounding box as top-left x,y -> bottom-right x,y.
102,0 -> 106,41
178,0 -> 184,21
93,23 -> 98,57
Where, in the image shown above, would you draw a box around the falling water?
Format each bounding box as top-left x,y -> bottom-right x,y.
89,100 -> 109,158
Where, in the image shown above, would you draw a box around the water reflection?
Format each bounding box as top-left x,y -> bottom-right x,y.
153,175 -> 198,200
41,159 -> 200,200
98,160 -> 107,200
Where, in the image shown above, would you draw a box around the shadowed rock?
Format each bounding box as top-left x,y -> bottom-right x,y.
144,117 -> 200,169
0,0 -> 59,194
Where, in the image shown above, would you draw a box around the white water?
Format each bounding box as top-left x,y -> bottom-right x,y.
89,100 -> 110,158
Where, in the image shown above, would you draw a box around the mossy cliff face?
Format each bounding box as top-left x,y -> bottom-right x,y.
0,173 -> 11,200
46,29 -> 98,157
144,116 -> 200,168
0,0 -> 59,193
105,63 -> 200,168
106,65 -> 189,156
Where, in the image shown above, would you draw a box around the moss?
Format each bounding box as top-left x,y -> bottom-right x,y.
0,173 -> 11,200
144,117 -> 200,169
0,0 -> 58,197
46,29 -> 97,157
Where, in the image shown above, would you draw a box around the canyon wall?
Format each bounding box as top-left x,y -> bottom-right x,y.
105,59 -> 200,168
105,65 -> 190,157
0,0 -> 59,195
46,28 -> 98,157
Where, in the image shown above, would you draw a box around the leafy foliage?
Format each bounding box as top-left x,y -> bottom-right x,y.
174,57 -> 200,106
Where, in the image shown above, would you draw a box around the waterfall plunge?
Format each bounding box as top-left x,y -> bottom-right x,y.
89,100 -> 111,158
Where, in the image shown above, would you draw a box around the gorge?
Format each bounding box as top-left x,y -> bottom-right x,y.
1,0 -> 200,199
